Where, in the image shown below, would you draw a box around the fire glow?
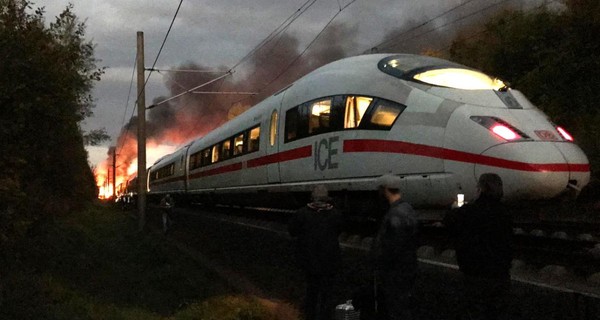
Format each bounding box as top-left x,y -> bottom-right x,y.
94,136 -> 177,199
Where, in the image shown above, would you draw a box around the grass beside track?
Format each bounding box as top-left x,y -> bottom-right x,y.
0,203 -> 285,320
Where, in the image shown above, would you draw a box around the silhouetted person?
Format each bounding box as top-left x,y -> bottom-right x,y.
443,173 -> 513,320
289,185 -> 343,320
160,194 -> 174,234
371,174 -> 419,320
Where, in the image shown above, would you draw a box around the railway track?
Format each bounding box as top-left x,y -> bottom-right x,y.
157,204 -> 600,296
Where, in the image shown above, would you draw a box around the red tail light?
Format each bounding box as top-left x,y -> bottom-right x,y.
471,116 -> 529,141
556,126 -> 574,141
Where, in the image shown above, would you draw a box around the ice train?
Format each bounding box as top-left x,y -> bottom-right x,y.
144,54 -> 590,214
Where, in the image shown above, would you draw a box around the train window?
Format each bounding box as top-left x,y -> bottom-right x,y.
270,110 -> 278,146
345,96 -> 373,128
284,104 -> 311,143
201,148 -> 211,166
211,145 -> 219,163
329,95 -> 345,131
367,100 -> 405,129
285,107 -> 299,142
308,99 -> 332,135
153,163 -> 175,181
234,133 -> 244,156
248,126 -> 260,153
221,139 -> 232,160
189,151 -> 202,170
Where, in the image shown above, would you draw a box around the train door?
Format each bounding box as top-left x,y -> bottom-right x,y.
266,109 -> 280,183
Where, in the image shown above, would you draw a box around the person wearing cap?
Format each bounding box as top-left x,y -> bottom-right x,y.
288,185 -> 343,320
371,174 -> 419,320
443,173 -> 513,320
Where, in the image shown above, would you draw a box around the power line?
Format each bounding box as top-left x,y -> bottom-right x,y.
143,0 -> 185,91
380,0 -> 514,52
370,0 -> 479,52
146,0 -> 320,114
230,0 -> 358,109
264,0 -> 359,91
147,68 -> 227,73
438,0 -> 562,54
129,0 -> 185,120
114,0 -> 185,163
116,55 -> 138,156
147,72 -> 232,109
228,0 -> 319,72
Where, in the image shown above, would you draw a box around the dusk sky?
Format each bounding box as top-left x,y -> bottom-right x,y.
37,0 -> 546,168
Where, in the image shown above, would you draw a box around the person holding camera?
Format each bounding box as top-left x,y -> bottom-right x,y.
443,173 -> 513,320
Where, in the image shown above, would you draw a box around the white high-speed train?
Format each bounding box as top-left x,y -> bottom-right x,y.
146,54 -> 590,213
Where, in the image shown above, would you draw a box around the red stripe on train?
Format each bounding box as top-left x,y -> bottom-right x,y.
247,145 -> 312,168
343,139 -> 590,172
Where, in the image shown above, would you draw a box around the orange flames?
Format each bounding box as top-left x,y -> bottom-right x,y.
94,131 -> 178,199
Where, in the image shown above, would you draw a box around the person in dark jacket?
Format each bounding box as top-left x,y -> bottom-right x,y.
160,194 -> 174,234
289,185 -> 343,320
443,173 -> 513,320
370,174 -> 419,320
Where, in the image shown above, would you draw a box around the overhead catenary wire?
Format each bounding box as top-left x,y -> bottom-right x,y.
235,0 -> 359,105
148,0 -> 321,113
147,71 -> 232,109
116,55 -> 139,156
370,0 -> 479,52
379,0 -> 515,52
147,68 -> 228,73
228,0 -> 319,72
438,0 -> 561,54
128,0 -> 185,118
111,0 -> 184,168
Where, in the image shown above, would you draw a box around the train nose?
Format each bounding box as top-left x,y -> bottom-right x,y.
474,141 -> 590,201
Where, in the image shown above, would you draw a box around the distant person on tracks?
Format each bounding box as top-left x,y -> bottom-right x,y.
288,185 -> 343,320
443,173 -> 513,320
160,194 -> 175,234
369,174 -> 420,320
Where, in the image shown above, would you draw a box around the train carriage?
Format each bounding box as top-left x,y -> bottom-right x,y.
148,145 -> 189,197
147,53 -> 590,214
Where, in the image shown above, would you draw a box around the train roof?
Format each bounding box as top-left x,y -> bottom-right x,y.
302,53 -> 506,91
186,53 -> 509,153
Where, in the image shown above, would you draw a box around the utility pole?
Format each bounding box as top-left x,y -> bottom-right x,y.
110,146 -> 116,198
136,31 -> 147,230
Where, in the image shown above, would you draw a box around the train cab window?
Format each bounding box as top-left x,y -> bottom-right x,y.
221,139 -> 232,160
413,68 -> 506,90
211,145 -> 219,163
234,133 -> 244,156
201,148 -> 211,166
248,126 -> 260,153
366,99 -> 405,129
308,99 -> 332,135
345,96 -> 373,128
269,110 -> 278,146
